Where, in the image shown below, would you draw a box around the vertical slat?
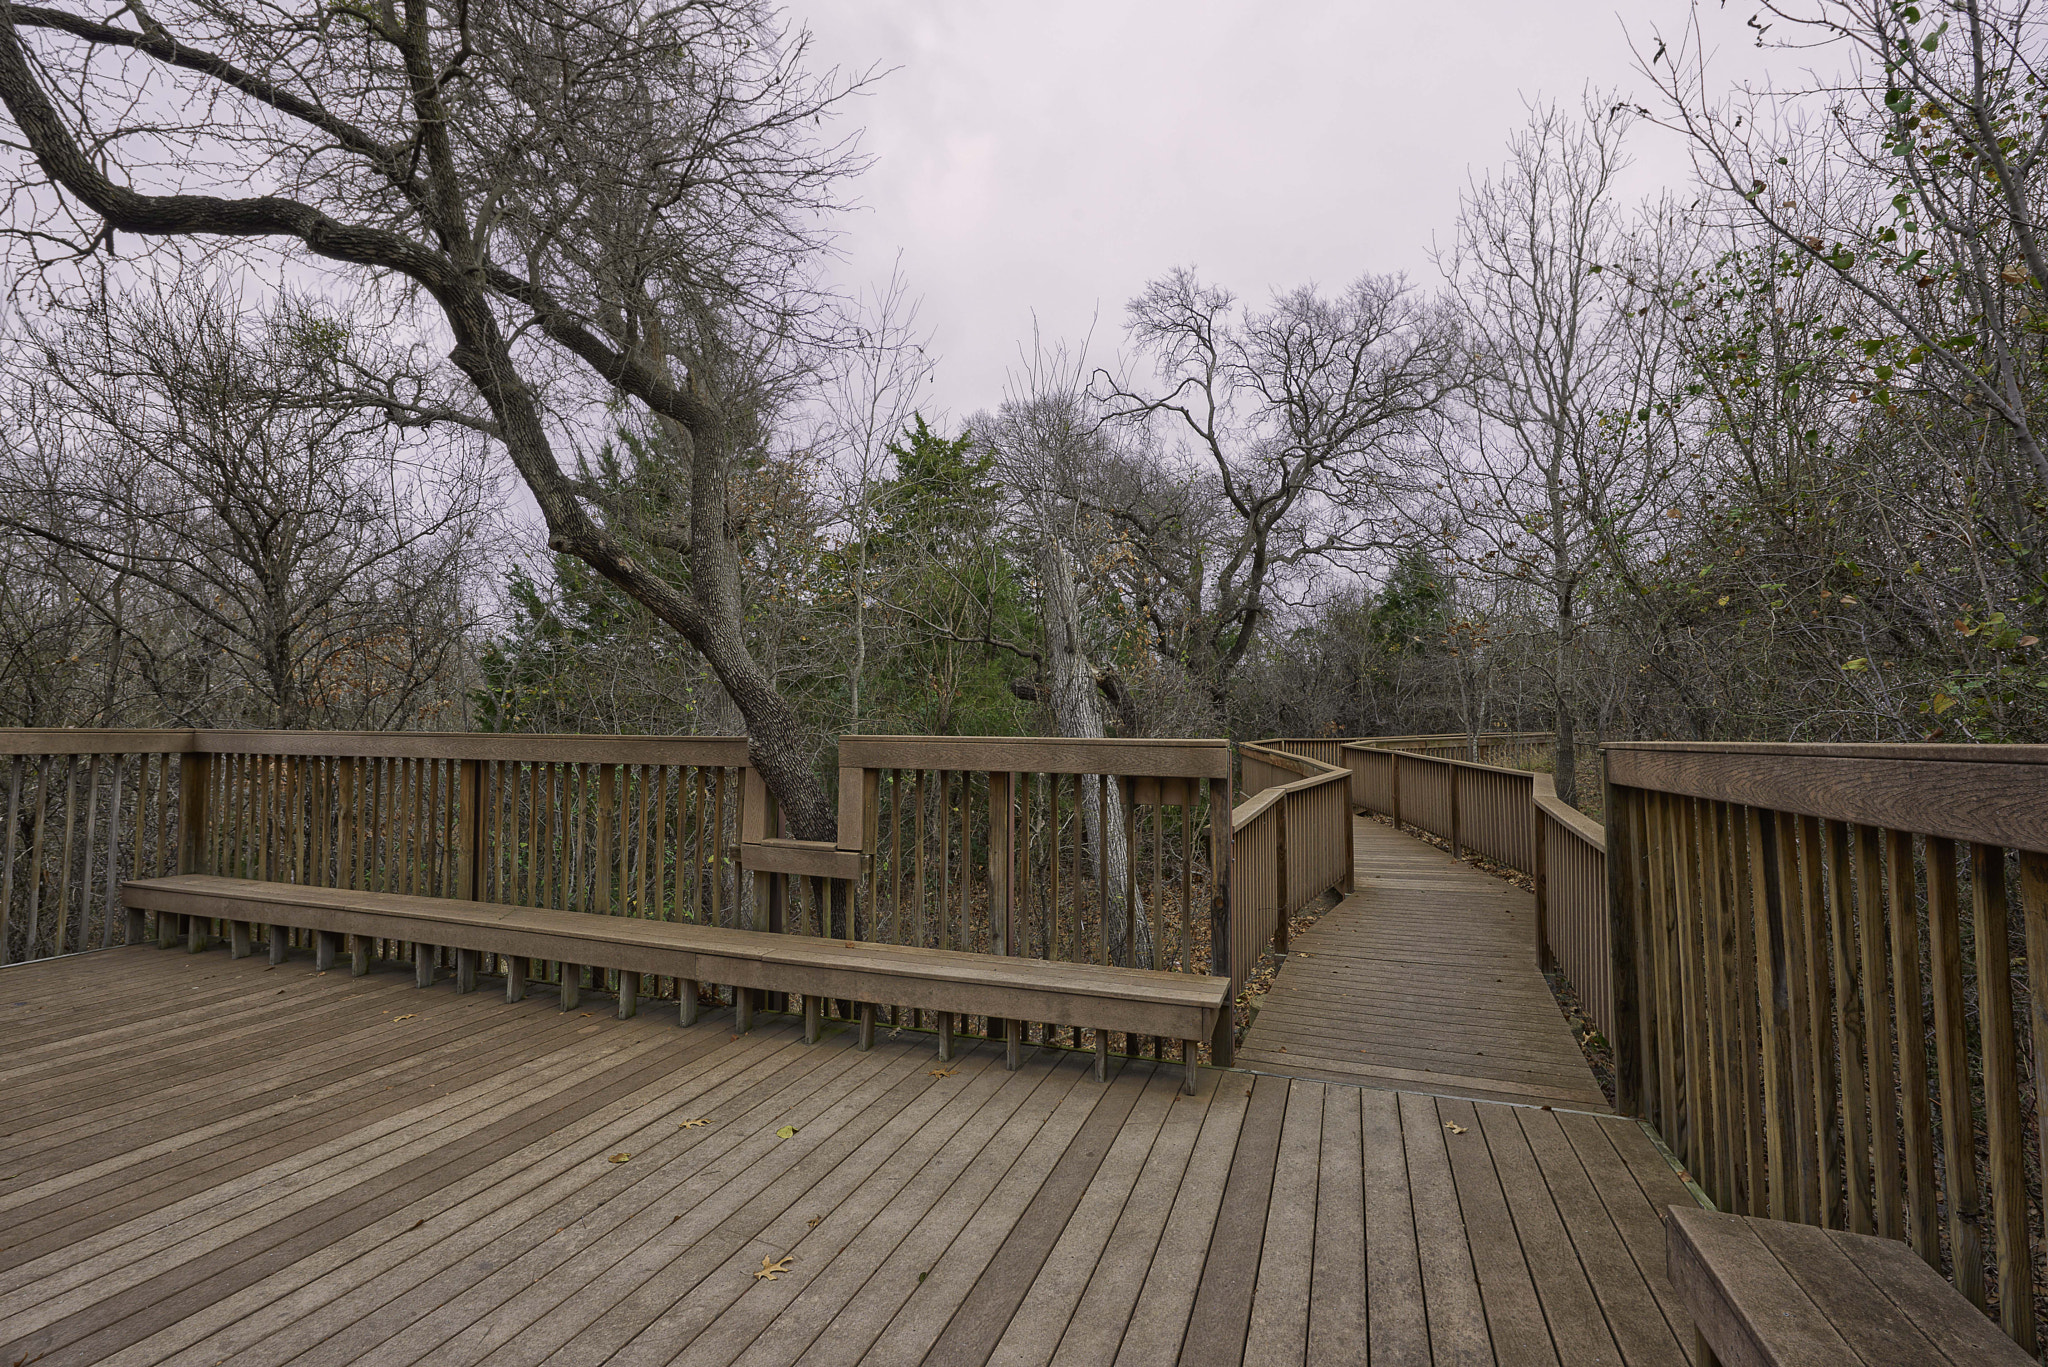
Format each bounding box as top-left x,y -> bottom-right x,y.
1825,819 -> 1874,1236
24,758 -> 50,957
1727,803 -> 1768,1217
597,763 -> 616,917
1774,810 -> 1823,1226
1925,836 -> 1985,1307
1750,805 -> 1797,1222
78,756 -> 102,951
1854,824 -> 1903,1242
105,755 -> 125,946
0,757 -> 21,964
1888,829 -> 1940,1265
711,766 -> 727,927
1797,814 -> 1843,1230
1699,799 -> 1736,1210
1970,843 -> 2033,1350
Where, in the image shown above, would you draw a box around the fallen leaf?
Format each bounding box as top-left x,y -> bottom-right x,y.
807,1214 -> 823,1228
1444,1121 -> 1468,1135
609,1152 -> 633,1163
393,1013 -> 417,1022
775,1125 -> 798,1139
928,1068 -> 956,1078
754,1254 -> 794,1281
678,1118 -> 712,1129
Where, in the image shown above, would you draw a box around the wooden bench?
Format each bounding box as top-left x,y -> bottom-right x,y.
121,874 -> 1231,1091
1666,1205 -> 2031,1366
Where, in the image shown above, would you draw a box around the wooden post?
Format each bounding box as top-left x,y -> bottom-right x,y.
560,962 -> 581,1010
1005,1017 -> 1023,1071
269,924 -> 288,965
804,993 -> 822,1043
679,977 -> 699,1025
1604,760 -> 1644,1119
1533,801 -> 1551,970
734,984 -> 753,1032
229,920 -> 251,959
1094,1027 -> 1109,1082
1209,774 -> 1235,1068
1390,751 -> 1403,829
859,1001 -> 875,1051
456,947 -> 479,993
1449,764 -> 1462,861
937,1011 -> 954,1061
314,930 -> 337,972
506,955 -> 527,1002
351,934 -> 370,976
1273,790 -> 1290,955
617,969 -> 639,1019
416,946 -> 436,988
456,759 -> 482,902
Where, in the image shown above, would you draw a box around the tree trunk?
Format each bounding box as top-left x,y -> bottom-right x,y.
1035,524 -> 1149,966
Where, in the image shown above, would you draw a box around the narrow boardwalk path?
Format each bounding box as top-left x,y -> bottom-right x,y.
0,945 -> 1698,1365
1239,816 -> 1612,1112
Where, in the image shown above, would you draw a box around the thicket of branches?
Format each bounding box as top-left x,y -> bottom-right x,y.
0,1 -> 2043,803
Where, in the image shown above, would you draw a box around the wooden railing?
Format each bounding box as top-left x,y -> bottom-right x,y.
1605,741 -> 2048,1351
1342,741 -> 1614,1041
765,735 -> 1237,1062
1232,744 -> 1354,994
0,730 -> 748,984
1332,730 -> 1554,766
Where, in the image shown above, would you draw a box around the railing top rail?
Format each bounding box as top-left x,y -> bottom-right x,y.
0,728 -> 752,765
1605,739 -> 2048,764
1532,779 -> 1605,846
1234,743 -> 1347,827
1338,741 -> 1543,782
1239,741 -> 1348,779
1344,731 -> 1554,746
1606,741 -> 2048,854
838,734 -> 1231,779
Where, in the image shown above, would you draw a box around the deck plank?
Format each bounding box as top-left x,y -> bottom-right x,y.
1240,818 -> 1609,1111
1,932 -> 1704,1367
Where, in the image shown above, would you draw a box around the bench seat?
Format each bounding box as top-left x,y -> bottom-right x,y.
1666,1205 -> 2030,1366
121,875 -> 1230,1089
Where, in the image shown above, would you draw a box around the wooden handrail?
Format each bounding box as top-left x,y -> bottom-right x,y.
1606,741 -> 2048,1352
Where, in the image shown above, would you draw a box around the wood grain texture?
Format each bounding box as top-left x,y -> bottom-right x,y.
0,945 -> 1702,1367
1239,817 -> 1608,1111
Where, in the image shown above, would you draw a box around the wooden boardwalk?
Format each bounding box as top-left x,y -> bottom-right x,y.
0,944 -> 1701,1366
1238,818 -> 1611,1111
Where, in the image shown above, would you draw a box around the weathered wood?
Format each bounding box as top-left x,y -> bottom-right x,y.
1606,743 -> 2048,853
1666,1204 -> 2033,1367
1925,837 -> 1986,1308
1970,842 -> 2034,1350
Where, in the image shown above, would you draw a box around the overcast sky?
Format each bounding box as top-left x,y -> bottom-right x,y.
800,1 -> 1798,423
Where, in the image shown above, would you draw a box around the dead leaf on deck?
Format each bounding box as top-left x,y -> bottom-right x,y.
807,1214 -> 823,1228
609,1152 -> 633,1163
776,1125 -> 798,1139
754,1254 -> 794,1280
928,1068 -> 956,1078
678,1118 -> 711,1129
392,1013 -> 417,1022
1443,1121 -> 1468,1135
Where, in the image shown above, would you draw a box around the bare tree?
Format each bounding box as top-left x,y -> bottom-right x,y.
1647,0 -> 2048,502
0,278 -> 485,728
1093,268 -> 1457,714
1430,98 -> 1681,801
0,0 -> 875,835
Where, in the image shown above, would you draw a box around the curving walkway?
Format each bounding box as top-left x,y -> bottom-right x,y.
1238,816 -> 1612,1112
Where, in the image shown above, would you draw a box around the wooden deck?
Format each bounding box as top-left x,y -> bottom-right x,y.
1238,818 -> 1611,1111
0,944 -> 1701,1366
